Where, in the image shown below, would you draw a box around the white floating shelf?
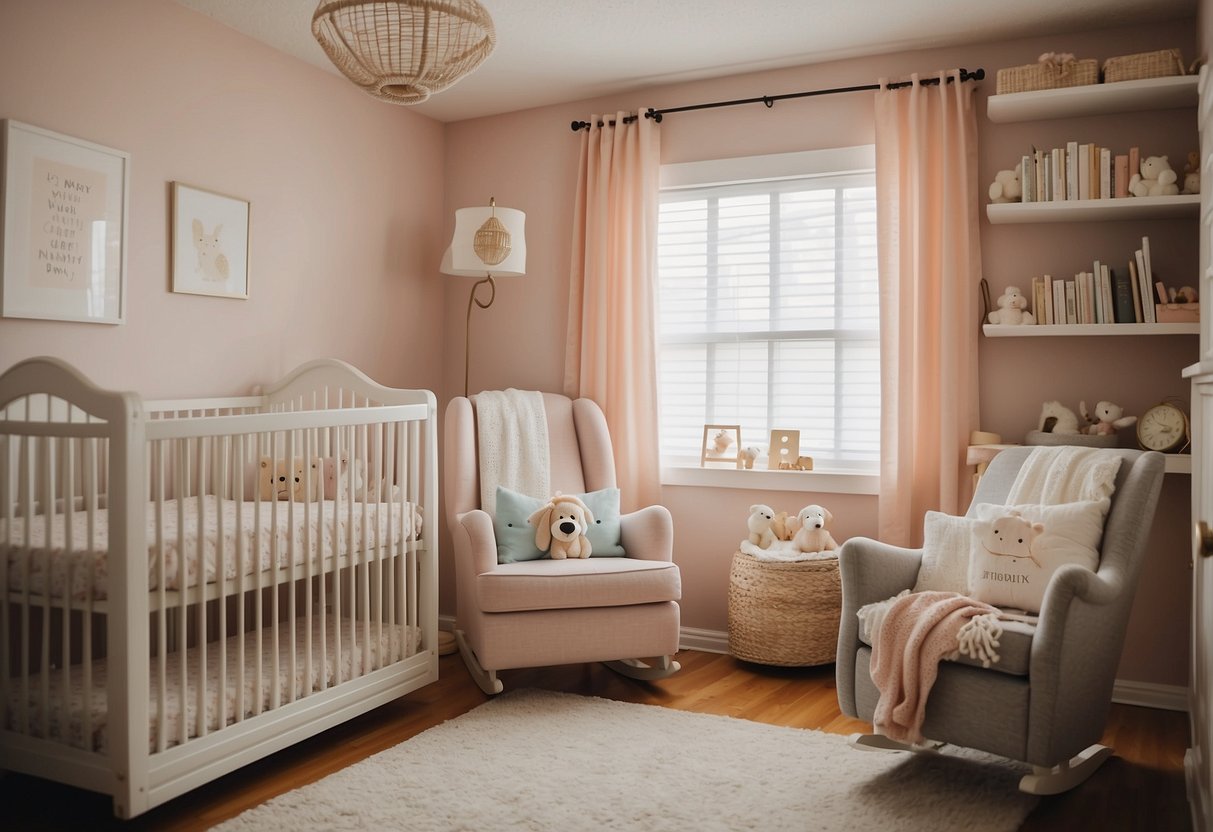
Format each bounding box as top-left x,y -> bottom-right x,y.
1165,455 -> 1193,474
987,75 -> 1198,123
987,195 -> 1200,224
983,323 -> 1199,337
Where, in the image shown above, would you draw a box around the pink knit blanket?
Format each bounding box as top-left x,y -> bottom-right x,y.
870,590 -> 1000,744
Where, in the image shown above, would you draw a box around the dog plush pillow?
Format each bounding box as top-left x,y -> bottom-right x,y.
528,493 -> 594,559
492,486 -> 625,563
967,500 -> 1107,613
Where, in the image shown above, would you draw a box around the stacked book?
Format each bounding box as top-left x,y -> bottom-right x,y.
1019,143 -> 1140,203
1029,236 -> 1164,325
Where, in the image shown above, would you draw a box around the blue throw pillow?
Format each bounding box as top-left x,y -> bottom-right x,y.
494,485 -> 625,563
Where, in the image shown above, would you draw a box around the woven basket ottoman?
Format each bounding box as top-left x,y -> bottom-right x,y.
727,550 -> 842,666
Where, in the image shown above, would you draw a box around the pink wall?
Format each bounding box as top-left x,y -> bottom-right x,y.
442,21 -> 1198,687
0,0 -> 446,397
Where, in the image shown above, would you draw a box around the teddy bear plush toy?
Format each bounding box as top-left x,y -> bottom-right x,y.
1184,151 -> 1201,195
746,504 -> 777,548
1080,400 -> 1137,436
988,163 -> 1022,204
792,504 -> 839,553
987,286 -> 1036,325
1129,155 -> 1180,197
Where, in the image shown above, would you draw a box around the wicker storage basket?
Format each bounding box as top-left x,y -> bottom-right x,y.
996,57 -> 1098,94
727,551 -> 841,666
1103,49 -> 1186,84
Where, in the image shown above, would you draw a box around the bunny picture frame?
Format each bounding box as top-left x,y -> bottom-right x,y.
171,181 -> 250,299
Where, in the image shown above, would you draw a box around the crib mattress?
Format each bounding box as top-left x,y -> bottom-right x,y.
6,616 -> 422,754
2,497 -> 415,601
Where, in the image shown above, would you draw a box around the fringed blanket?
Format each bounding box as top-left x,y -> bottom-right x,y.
869,591 -> 1002,745
472,389 -> 550,518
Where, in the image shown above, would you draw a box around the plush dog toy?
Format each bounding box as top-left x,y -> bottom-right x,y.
792,504 -> 839,553
528,493 -> 594,559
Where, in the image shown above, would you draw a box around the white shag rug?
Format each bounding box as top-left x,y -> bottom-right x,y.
214,689 -> 1038,832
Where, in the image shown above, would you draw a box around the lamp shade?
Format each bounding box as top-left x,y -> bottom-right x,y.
440,205 -> 526,277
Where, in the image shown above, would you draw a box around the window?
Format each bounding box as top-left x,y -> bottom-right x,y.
656,147 -> 879,473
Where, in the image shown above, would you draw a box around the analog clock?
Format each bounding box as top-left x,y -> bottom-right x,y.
1136,402 -> 1190,453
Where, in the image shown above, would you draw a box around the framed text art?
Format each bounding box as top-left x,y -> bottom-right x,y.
1,120 -> 129,324
171,182 -> 250,299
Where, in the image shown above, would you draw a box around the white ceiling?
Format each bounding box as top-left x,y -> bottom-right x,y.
174,0 -> 1195,123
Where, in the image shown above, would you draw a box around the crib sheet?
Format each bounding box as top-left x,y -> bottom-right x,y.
2,497 -> 415,601
6,616 -> 422,754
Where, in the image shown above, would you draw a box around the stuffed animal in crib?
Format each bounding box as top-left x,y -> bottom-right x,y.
192,219 -> 230,282
528,493 -> 594,559
792,504 -> 839,553
322,455 -> 365,500
1080,400 -> 1137,436
1129,155 -> 1179,197
1038,401 -> 1080,435
988,163 -> 1022,204
258,457 -> 321,501
746,504 -> 777,548
987,286 -> 1036,325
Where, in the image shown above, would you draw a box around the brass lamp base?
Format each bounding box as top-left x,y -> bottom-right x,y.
464,274 -> 496,397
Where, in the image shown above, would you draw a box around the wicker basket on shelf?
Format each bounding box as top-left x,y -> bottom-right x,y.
727,550 -> 841,667
996,55 -> 1099,94
1103,49 -> 1186,83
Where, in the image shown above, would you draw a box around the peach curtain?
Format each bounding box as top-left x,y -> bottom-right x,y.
874,72 -> 982,546
564,111 -> 661,511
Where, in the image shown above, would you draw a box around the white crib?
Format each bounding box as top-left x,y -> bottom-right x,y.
0,357 -> 438,818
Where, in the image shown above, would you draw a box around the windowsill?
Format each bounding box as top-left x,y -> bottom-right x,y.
660,464 -> 879,495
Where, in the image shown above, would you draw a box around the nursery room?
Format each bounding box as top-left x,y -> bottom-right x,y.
1,0 -> 1212,829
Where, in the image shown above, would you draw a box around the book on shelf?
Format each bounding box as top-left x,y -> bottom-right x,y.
1053,277 -> 1066,324
1125,259 -> 1135,325
1100,148 -> 1111,200
1066,141 -> 1078,201
1129,146 -> 1140,190
1114,155 -> 1128,198
1084,272 -> 1096,323
1021,154 -> 1033,202
1114,265 -> 1137,323
1052,148 -> 1064,203
1100,265 -> 1113,325
1032,277 -> 1047,324
1156,280 -> 1169,305
1092,261 -> 1105,323
1064,280 -> 1077,324
1078,144 -> 1091,200
1140,236 -> 1156,324
1044,274 -> 1055,324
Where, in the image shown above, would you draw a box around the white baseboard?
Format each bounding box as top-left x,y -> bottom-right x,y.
678,625 -> 1189,712
1111,678 -> 1189,712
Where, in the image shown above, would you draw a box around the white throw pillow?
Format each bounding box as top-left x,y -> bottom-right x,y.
913,511 -> 975,594
967,500 -> 1108,613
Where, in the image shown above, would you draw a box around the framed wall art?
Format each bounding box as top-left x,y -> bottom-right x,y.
1,119 -> 129,324
171,181 -> 250,299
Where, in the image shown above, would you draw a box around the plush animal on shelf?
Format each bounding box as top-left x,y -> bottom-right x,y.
746,504 -> 777,548
792,504 -> 839,554
711,430 -> 735,455
1172,285 -> 1199,303
1038,401 -> 1080,435
1129,155 -> 1180,197
1184,151 -> 1202,195
737,446 -> 761,470
258,457 -> 321,501
1080,400 -> 1138,436
987,286 -> 1036,325
528,493 -> 594,559
988,163 -> 1022,204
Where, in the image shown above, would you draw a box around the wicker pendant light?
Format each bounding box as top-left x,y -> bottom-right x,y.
472,198 -> 511,266
312,0 -> 496,105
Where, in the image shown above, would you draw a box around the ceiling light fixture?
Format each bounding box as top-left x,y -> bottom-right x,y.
311,0 -> 496,105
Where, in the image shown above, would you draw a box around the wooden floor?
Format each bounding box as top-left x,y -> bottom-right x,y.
0,650 -> 1192,831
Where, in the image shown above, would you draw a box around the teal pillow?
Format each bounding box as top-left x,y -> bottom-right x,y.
494,486 -> 625,563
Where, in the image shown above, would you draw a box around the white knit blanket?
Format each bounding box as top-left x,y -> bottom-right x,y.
739,540 -> 837,563
473,389 -> 550,518
1006,446 -> 1121,506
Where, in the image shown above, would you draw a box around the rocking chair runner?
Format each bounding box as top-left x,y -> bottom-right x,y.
444,392 -> 682,694
836,447 -> 1164,794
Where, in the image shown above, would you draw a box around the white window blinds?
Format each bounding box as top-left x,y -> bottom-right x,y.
657,156 -> 879,471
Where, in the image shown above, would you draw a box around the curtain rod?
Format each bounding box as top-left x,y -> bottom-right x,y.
570,67 -> 985,131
